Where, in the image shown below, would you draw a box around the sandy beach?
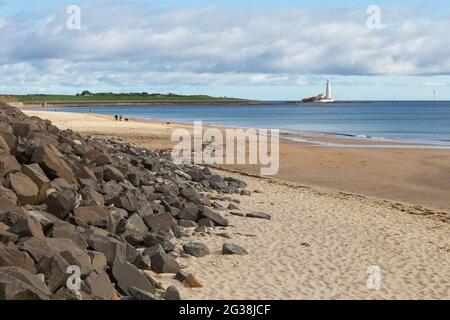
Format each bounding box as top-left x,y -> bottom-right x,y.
171,171 -> 450,300
25,110 -> 450,211
19,109 -> 450,300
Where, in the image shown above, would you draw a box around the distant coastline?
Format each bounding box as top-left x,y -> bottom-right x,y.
19,100 -> 328,108
21,100 -> 263,108
20,100 -> 348,108
2,92 -> 260,108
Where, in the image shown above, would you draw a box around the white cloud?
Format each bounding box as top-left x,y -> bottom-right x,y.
0,2 -> 449,91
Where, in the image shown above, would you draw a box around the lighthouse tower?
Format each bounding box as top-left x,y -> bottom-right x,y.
317,80 -> 334,103
325,80 -> 332,100
302,79 -> 335,103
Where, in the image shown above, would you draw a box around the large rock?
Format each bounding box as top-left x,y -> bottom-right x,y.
0,222 -> 9,231
201,206 -> 229,227
198,218 -> 215,228
180,186 -> 201,203
19,237 -> 92,275
110,190 -> 143,212
111,260 -> 155,296
133,254 -> 151,270
150,251 -> 181,274
48,221 -> 88,249
125,241 -> 140,265
183,243 -> 210,258
45,189 -> 79,219
82,149 -> 102,165
0,132 -> 16,150
77,166 -> 97,181
7,172 -> 39,205
31,145 -> 75,183
117,213 -> 148,244
246,212 -> 272,220
0,230 -> 19,244
0,266 -> 51,300
79,188 -> 104,207
28,210 -> 58,230
207,175 -> 227,190
12,122 -> 40,138
21,163 -> 50,204
144,229 -> 176,252
0,135 -> 10,152
222,243 -> 248,256
177,203 -> 200,221
82,269 -> 113,300
0,243 -> 36,274
0,187 -> 17,211
50,177 -> 76,192
0,206 -> 28,226
142,244 -> 165,258
102,165 -> 125,182
88,251 -> 107,271
84,233 -> 127,266
36,255 -> 70,293
96,154 -> 113,166
161,286 -> 181,300
101,185 -> 122,206
108,207 -> 128,233
74,206 -> 110,229
228,202 -> 240,210
178,220 -> 198,228
8,216 -> 45,240
0,154 -> 20,177
142,158 -> 160,172
175,270 -> 189,282
143,212 -> 177,233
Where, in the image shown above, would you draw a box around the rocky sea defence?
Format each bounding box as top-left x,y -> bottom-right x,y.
0,103 -> 251,300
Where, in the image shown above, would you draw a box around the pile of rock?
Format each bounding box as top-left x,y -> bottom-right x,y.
0,103 -> 250,300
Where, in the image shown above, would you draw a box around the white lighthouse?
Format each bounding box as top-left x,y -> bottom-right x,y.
325,80 -> 332,100
319,80 -> 334,103
300,79 -> 335,103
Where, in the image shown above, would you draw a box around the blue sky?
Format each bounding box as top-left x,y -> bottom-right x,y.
1,0 -> 450,100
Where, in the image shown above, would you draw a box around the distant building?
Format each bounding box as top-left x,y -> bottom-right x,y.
302,80 -> 335,103
80,90 -> 93,97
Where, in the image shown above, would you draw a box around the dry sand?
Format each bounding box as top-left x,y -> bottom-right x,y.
167,172 -> 450,300
23,110 -> 450,299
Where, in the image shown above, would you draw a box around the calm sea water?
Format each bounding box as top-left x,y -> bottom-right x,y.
44,101 -> 450,145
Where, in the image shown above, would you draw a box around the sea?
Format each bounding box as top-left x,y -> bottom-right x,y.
42,101 -> 450,148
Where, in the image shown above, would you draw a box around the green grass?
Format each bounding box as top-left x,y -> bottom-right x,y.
13,93 -> 250,103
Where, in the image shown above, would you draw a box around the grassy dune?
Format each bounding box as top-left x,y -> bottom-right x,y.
12,93 -> 250,104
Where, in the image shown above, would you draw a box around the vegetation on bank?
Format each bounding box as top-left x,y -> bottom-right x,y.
8,91 -> 250,104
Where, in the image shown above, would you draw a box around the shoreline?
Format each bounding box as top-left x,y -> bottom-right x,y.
25,105 -> 450,149
19,100 -> 369,108
21,100 -> 264,108
22,109 -> 450,212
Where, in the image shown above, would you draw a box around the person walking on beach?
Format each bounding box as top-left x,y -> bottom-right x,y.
119,115 -> 123,121
114,115 -> 118,121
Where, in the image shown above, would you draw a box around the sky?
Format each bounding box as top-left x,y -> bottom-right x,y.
1,0 -> 450,100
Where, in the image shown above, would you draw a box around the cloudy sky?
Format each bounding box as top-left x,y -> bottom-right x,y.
1,0 -> 450,100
